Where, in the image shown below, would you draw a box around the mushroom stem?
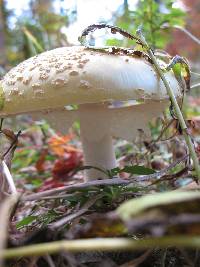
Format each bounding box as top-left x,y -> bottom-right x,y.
79,103 -> 117,180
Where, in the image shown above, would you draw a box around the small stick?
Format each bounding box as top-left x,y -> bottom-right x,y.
191,83 -> 200,89
49,194 -> 103,229
43,255 -> 56,267
1,161 -> 17,194
173,25 -> 200,46
136,29 -> 200,179
120,249 -> 152,267
0,194 -> 20,265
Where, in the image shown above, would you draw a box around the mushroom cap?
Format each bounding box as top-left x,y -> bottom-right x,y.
0,46 -> 181,116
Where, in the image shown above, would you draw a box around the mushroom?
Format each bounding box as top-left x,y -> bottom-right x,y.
0,46 -> 181,180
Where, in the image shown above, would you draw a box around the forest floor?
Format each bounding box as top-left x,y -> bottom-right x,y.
1,95 -> 200,267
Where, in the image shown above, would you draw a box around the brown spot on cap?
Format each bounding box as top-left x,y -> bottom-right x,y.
70,55 -> 79,60
39,73 -> 49,80
56,65 -> 71,73
77,63 -> 84,69
32,83 -> 41,90
34,90 -> 44,97
135,88 -> 145,97
6,80 -> 16,86
48,58 -> 58,63
9,88 -> 19,96
69,71 -> 79,76
54,62 -> 63,69
19,90 -> 25,96
29,65 -> 36,71
52,78 -> 68,86
23,76 -> 32,85
79,80 -> 92,89
79,59 -> 89,64
16,75 -> 23,81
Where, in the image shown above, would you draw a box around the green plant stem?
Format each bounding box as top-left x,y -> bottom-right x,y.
2,236 -> 200,259
137,30 -> 200,179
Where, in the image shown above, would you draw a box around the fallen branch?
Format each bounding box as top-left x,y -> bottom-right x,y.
22,154 -> 188,201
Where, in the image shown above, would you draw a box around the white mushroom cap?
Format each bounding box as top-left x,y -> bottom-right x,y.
0,46 -> 181,116
0,46 -> 181,180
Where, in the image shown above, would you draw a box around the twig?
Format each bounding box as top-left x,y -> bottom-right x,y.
194,249 -> 200,267
0,194 -> 20,266
43,254 -> 56,267
2,130 -> 21,159
191,71 -> 200,77
49,194 -> 103,229
1,161 -> 17,194
191,83 -> 200,89
136,29 -> 200,179
162,24 -> 200,46
120,249 -> 152,267
152,119 -> 175,143
149,166 -> 189,186
0,129 -> 21,200
137,154 -> 188,182
161,249 -> 167,267
79,23 -> 142,46
27,257 -> 39,267
143,118 -> 175,157
3,236 -> 200,259
173,25 -> 200,46
22,179 -> 126,201
22,154 -> 188,201
179,248 -> 194,267
39,193 -> 79,200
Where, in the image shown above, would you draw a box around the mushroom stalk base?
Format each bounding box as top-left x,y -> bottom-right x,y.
79,104 -> 117,180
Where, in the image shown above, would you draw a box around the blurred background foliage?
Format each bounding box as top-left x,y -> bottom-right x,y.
0,0 -> 200,70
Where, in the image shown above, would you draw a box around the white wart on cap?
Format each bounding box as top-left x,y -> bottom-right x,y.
0,46 -> 181,180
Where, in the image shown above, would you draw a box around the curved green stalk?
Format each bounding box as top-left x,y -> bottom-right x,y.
137,29 -> 200,179
2,236 -> 200,259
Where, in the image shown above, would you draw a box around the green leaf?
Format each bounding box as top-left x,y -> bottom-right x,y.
16,215 -> 38,229
172,62 -> 182,77
122,165 -> 156,175
40,210 -> 58,225
166,55 -> 191,90
22,27 -> 44,53
109,167 -> 121,176
75,165 -> 108,177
